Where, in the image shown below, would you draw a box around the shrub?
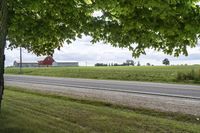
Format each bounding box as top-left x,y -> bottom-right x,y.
176,69 -> 200,82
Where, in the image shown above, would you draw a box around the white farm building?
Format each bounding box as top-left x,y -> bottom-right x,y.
13,61 -> 38,68
52,61 -> 79,67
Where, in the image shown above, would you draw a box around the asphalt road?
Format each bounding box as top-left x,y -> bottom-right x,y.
5,74 -> 200,100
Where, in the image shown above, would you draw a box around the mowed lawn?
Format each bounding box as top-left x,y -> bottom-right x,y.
6,65 -> 200,83
0,87 -> 200,133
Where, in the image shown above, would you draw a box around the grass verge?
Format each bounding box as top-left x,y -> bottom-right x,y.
0,86 -> 200,133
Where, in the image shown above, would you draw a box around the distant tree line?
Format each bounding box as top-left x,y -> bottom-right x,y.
95,63 -> 108,66
95,60 -> 135,67
95,58 -> 171,67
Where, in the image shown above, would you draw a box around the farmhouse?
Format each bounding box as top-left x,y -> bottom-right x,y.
38,56 -> 55,67
13,56 -> 79,67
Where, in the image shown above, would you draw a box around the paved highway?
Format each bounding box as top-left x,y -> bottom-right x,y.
5,74 -> 200,100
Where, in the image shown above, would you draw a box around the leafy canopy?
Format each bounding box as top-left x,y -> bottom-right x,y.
7,0 -> 200,57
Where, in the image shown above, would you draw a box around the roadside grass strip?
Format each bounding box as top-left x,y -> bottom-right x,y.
0,86 -> 200,133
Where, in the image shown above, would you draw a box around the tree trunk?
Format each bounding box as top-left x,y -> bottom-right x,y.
0,0 -> 8,109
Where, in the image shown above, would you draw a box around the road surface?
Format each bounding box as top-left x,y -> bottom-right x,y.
4,74 -> 200,100
5,74 -> 200,115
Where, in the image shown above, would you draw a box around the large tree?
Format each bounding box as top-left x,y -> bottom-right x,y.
163,58 -> 170,66
0,0 -> 200,106
0,0 -> 8,108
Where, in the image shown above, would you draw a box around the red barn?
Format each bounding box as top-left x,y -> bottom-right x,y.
38,56 -> 54,67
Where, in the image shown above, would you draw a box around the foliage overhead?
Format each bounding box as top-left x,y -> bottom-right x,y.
6,0 -> 200,57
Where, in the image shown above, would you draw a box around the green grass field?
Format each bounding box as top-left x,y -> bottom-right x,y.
6,65 -> 200,83
0,86 -> 200,133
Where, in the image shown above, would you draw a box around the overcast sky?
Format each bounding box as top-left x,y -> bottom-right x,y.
5,36 -> 200,66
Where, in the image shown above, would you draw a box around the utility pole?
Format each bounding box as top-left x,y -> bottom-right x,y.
19,47 -> 22,74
